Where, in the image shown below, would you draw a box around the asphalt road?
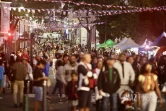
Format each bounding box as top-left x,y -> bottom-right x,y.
0,67 -> 166,111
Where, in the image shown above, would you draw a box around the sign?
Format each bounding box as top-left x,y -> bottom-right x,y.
1,2 -> 11,33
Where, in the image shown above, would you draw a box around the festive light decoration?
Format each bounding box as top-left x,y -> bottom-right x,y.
13,0 -> 137,9
10,6 -> 166,17
9,0 -> 166,32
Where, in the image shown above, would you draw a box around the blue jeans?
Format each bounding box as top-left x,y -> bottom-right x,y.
52,79 -> 63,97
102,93 -> 118,111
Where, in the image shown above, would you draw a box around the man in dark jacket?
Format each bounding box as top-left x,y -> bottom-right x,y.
98,57 -> 120,111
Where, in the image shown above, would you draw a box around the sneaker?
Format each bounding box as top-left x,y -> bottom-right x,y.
14,104 -> 18,108
0,97 -> 3,99
19,103 -> 23,107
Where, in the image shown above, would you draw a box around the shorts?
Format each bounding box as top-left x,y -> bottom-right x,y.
0,79 -> 4,87
78,90 -> 91,108
71,100 -> 78,106
33,86 -> 43,101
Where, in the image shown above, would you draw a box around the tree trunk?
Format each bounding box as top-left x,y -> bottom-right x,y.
87,29 -> 91,51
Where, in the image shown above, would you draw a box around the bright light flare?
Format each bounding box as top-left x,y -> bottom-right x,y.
145,45 -> 150,49
8,33 -> 11,36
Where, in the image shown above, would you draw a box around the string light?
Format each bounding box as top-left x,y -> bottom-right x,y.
10,6 -> 166,17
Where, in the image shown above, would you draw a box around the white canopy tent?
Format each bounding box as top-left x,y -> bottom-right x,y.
114,37 -> 128,47
118,38 -> 140,50
141,39 -> 153,48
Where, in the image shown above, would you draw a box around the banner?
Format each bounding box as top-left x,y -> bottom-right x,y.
1,2 -> 11,33
90,26 -> 96,43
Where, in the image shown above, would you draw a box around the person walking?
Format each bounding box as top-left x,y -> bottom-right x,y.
42,56 -> 50,77
42,56 -> 50,94
66,72 -> 78,111
137,63 -> 163,111
77,54 -> 96,111
52,59 -> 66,102
33,60 -> 48,111
114,53 -> 135,110
98,57 -> 120,111
64,55 -> 78,83
114,53 -> 135,94
127,56 -> 139,88
12,56 -> 27,107
0,61 -> 5,99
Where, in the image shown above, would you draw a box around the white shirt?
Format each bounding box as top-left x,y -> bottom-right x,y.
114,61 -> 135,85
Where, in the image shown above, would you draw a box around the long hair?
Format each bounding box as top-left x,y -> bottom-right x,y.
140,63 -> 152,74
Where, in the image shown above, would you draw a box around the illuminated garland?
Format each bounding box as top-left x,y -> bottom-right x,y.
15,0 -> 137,9
10,6 -> 166,17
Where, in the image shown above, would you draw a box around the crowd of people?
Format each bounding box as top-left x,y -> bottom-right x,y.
0,45 -> 166,111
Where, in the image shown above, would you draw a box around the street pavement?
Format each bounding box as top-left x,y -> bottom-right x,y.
1,68 -> 166,111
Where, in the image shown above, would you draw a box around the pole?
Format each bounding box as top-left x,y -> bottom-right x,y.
80,28 -> 81,45
23,81 -> 30,111
30,33 -> 34,67
43,80 -> 47,111
19,21 -> 20,49
95,26 -> 96,50
24,20 -> 26,48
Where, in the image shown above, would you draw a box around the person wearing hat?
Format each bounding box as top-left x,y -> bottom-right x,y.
98,57 -> 120,111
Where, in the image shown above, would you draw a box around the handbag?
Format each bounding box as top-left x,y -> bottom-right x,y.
89,78 -> 95,88
84,64 -> 95,88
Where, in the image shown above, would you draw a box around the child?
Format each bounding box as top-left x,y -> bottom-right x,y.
121,90 -> 134,111
66,72 -> 78,111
